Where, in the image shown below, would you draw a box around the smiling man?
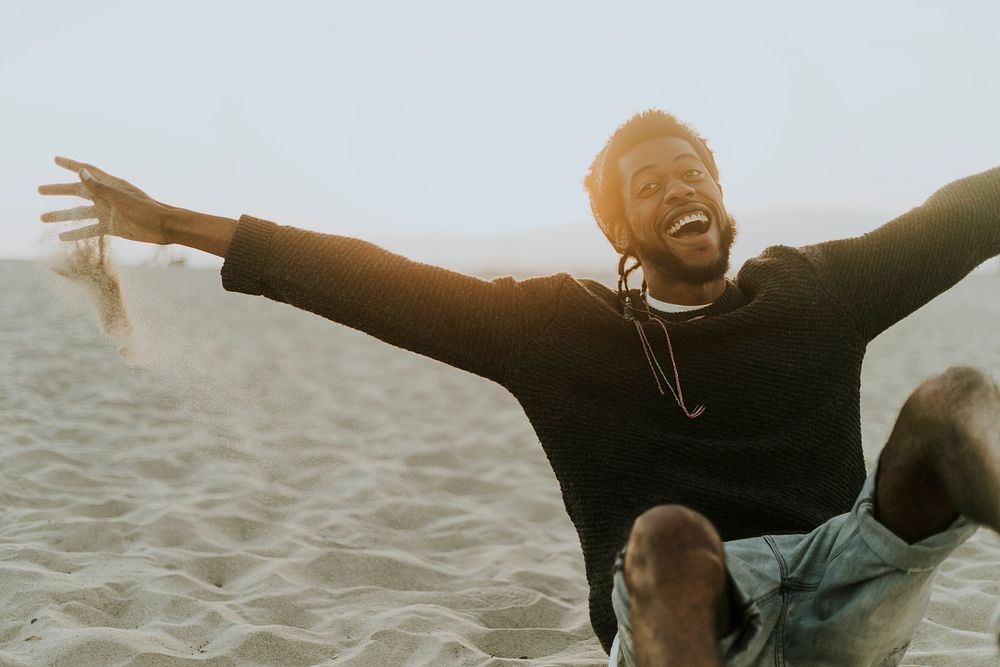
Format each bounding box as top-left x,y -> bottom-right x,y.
582,111 -> 1000,666
40,109 -> 1000,666
604,133 -> 736,304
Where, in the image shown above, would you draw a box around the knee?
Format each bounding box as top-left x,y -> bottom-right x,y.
628,505 -> 722,553
625,505 -> 724,592
904,366 -> 999,428
924,366 -> 996,399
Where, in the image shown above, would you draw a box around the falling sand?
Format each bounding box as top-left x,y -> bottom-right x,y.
49,235 -> 133,358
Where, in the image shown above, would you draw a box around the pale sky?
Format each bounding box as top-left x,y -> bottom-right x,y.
3,0 -> 999,270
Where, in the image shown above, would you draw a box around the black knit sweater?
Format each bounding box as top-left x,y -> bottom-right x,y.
220,168 -> 1000,653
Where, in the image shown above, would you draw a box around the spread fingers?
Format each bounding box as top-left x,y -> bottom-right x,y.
58,224 -> 107,242
54,156 -> 92,172
38,182 -> 90,198
53,156 -> 112,181
41,205 -> 98,223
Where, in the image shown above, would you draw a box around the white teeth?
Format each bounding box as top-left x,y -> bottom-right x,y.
666,211 -> 709,236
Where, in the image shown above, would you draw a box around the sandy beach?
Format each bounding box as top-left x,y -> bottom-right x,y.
1,259 -> 997,666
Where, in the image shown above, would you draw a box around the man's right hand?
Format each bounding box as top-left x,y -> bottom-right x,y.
39,156 -> 178,245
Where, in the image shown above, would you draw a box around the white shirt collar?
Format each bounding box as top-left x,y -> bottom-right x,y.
645,293 -> 714,313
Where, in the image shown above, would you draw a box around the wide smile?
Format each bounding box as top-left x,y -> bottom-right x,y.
658,205 -> 717,246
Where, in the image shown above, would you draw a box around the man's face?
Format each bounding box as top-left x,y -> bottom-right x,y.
616,136 -> 735,285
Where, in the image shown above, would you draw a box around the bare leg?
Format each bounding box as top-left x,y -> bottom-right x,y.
875,366 -> 1000,543
624,505 -> 736,667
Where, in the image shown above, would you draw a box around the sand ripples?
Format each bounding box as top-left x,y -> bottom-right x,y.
2,262 -> 998,665
0,263 -> 603,665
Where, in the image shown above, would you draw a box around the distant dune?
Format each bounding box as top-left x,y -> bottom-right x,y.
25,207 -> 998,280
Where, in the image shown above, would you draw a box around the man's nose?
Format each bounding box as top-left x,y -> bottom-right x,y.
663,182 -> 696,205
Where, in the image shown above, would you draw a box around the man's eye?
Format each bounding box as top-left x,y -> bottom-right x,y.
638,183 -> 659,196
683,168 -> 703,179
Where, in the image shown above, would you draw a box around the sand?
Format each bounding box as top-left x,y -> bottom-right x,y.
1,259 -> 998,666
46,237 -> 133,358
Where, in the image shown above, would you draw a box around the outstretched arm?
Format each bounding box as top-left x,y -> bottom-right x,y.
798,167 -> 1000,341
39,157 -> 566,383
39,156 -> 237,256
218,214 -> 566,382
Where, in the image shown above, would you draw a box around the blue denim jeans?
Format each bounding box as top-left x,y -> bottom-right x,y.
609,459 -> 979,666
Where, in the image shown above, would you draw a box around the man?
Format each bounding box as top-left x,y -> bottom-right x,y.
40,109 -> 1000,665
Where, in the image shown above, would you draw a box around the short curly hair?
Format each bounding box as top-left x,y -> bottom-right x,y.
584,110 -> 720,250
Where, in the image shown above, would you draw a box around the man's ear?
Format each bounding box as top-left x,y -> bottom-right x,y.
610,222 -> 632,254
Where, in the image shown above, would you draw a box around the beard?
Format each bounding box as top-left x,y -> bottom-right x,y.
638,214 -> 738,286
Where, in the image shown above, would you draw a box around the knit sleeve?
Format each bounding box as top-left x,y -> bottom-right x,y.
798,167 -> 1000,341
220,215 -> 568,384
